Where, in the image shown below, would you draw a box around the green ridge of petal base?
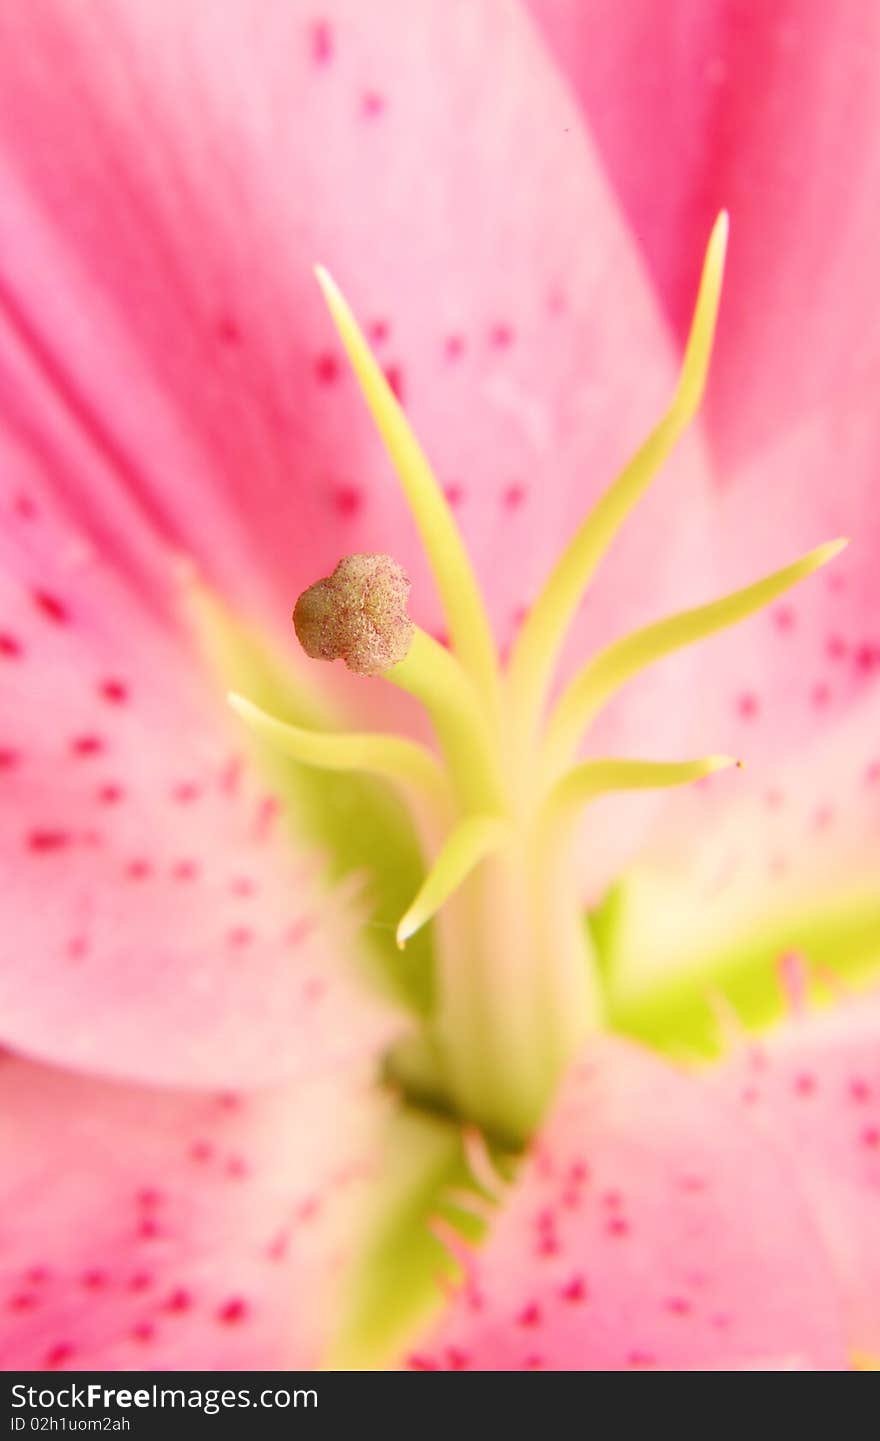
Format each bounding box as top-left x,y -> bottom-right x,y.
594,884 -> 880,1057
187,584 -> 434,1014
328,1107 -> 486,1370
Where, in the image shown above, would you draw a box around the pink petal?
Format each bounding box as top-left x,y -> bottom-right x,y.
528,0 -> 880,780
527,0 -> 880,472
715,993 -> 880,1358
0,0 -> 715,699
409,1037 -> 846,1370
0,464 -> 394,1087
0,1050 -> 384,1370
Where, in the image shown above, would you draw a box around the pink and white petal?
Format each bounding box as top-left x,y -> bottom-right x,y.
0,459 -> 395,1089
527,0 -> 880,790
0,1050 -> 385,1370
674,377 -> 880,770
611,621 -> 880,995
526,0 -> 880,472
715,994 -> 880,1359
407,1038 -> 846,1371
0,0 -> 716,690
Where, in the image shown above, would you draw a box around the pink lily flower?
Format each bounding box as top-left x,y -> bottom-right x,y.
1,0 -> 879,1373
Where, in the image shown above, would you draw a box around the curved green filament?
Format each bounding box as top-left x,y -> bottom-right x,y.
507,212 -> 728,746
385,628 -> 506,815
315,266 -> 500,710
227,691 -> 450,815
396,815 -> 512,947
540,755 -> 738,834
542,539 -> 847,776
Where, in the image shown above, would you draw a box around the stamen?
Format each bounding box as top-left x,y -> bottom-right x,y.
315,266 -> 500,708
396,814 -> 511,947
227,691 -> 450,814
507,212 -> 729,746
539,755 -> 738,834
541,539 -> 847,776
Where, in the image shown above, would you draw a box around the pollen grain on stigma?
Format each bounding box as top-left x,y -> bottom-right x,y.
229,214 -> 845,1145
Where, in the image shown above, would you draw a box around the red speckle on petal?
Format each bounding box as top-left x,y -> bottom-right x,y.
44,1343 -> 74,1369
173,782 -> 201,805
850,1079 -> 871,1104
163,1287 -> 192,1313
369,319 -> 390,345
444,334 -> 465,362
445,1347 -> 470,1370
0,748 -> 19,769
773,605 -> 795,631
217,1296 -> 248,1325
826,634 -> 847,660
33,590 -> 69,624
383,364 -> 404,402
97,783 -> 124,805
665,1296 -> 692,1317
361,91 -> 386,118
71,734 -> 104,758
8,1293 -> 38,1312
310,19 -> 333,65
502,483 -> 526,512
331,485 -> 362,518
606,1215 -> 630,1238
737,692 -> 759,720
516,1302 -> 541,1328
314,352 -> 339,385
27,830 -> 70,854
13,493 -> 37,519
861,1126 -> 880,1150
216,315 -> 241,347
490,323 -> 514,350
46,1341 -> 76,1369
100,678 -> 128,704
810,682 -> 831,708
131,1321 -> 155,1343
171,859 -> 199,882
561,1275 -> 587,1303
794,1072 -> 816,1097
0,633 -> 23,658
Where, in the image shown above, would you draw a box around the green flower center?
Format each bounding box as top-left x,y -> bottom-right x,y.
228,217 -> 843,1146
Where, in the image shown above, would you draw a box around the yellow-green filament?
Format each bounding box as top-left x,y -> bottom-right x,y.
539,755 -> 738,834
384,628 -> 506,814
507,212 -> 728,747
396,815 -> 512,947
227,691 -> 450,814
542,539 -> 847,776
315,266 -> 500,710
